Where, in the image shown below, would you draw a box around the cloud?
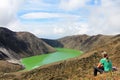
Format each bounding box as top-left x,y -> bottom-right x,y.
0,0 -> 24,27
53,27 -> 65,34
52,22 -> 89,36
87,0 -> 120,35
32,29 -> 44,35
0,0 -> 119,39
20,12 -> 81,20
74,23 -> 89,35
22,0 -> 56,11
21,21 -> 88,39
59,0 -> 87,11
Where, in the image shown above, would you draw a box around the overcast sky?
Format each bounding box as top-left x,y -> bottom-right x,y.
0,0 -> 120,39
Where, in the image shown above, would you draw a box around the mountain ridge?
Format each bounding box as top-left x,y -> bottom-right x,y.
0,27 -> 55,60
0,27 -> 56,72
42,34 -> 116,52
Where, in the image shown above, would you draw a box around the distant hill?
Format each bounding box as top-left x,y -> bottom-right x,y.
41,38 -> 63,48
42,34 -> 89,50
0,27 -> 55,72
42,34 -> 113,52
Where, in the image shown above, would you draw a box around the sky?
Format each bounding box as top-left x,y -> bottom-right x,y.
0,0 -> 120,39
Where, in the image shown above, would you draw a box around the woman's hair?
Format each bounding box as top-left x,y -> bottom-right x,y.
102,51 -> 109,62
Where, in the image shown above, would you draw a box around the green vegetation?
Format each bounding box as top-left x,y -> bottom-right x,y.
21,48 -> 82,70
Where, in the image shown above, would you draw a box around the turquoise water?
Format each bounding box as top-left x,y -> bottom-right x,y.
21,48 -> 82,70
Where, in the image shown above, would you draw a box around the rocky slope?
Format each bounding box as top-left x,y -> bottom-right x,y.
41,38 -> 63,48
0,27 -> 55,60
0,60 -> 23,73
0,27 -> 55,72
42,34 -> 113,52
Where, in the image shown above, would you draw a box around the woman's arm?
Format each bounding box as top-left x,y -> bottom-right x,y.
97,63 -> 103,68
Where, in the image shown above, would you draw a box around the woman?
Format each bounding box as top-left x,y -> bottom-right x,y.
94,51 -> 112,76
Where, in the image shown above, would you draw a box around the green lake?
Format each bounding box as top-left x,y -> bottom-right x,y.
21,48 -> 82,70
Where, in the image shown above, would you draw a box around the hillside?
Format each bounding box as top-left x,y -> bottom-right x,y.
0,28 -> 119,79
0,34 -> 119,80
41,38 -> 63,48
19,34 -> 120,80
42,34 -> 113,52
0,27 -> 55,72
42,34 -> 89,50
